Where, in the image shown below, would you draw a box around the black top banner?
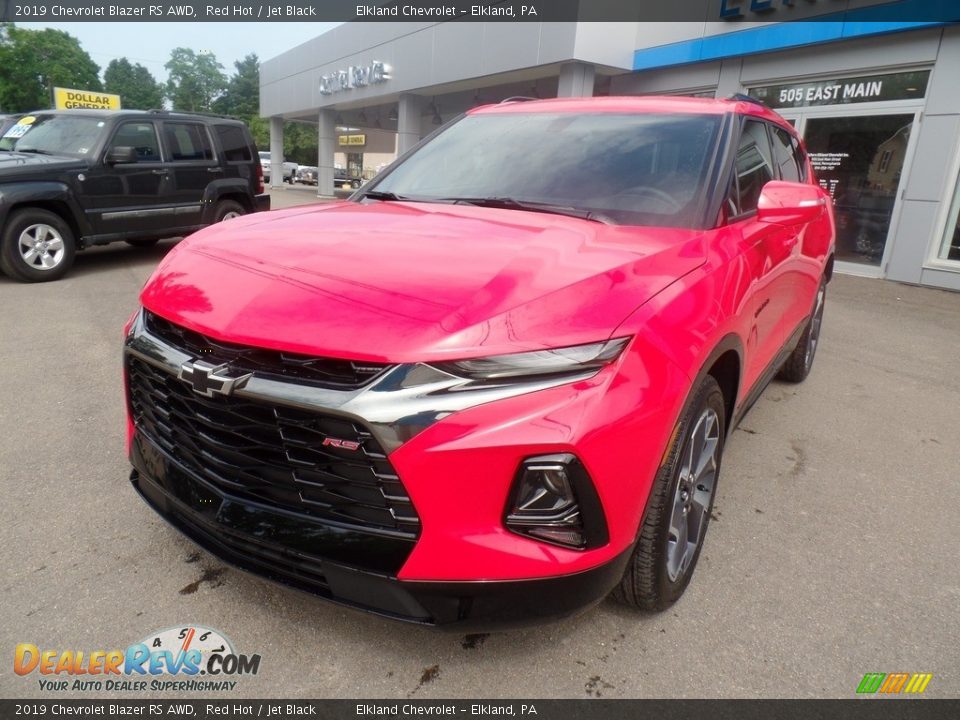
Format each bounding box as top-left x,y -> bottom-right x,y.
0,0 -> 958,22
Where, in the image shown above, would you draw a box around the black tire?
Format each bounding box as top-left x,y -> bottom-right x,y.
0,208 -> 76,283
351,179 -> 361,189
125,238 -> 160,248
778,279 -> 826,383
213,200 -> 245,223
612,375 -> 726,611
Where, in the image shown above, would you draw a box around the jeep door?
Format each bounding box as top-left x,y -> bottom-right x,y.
158,120 -> 218,229
83,120 -> 170,236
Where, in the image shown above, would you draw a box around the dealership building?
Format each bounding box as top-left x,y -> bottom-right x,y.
260,15 -> 960,290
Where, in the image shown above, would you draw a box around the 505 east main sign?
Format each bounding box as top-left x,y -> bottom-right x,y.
319,61 -> 391,95
749,70 -> 930,109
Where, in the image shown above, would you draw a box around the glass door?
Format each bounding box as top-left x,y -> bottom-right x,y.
780,107 -> 921,275
803,113 -> 915,268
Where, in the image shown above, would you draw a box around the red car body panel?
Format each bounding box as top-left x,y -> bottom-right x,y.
141,201 -> 707,363
126,96 -> 835,622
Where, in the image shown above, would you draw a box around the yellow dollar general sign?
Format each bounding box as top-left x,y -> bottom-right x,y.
53,87 -> 122,111
857,672 -> 932,695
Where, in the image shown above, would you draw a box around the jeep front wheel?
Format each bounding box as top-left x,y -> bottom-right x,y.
0,209 -> 76,283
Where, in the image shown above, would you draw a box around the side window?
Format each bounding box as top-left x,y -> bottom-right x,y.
770,125 -> 802,183
214,124 -> 252,162
162,122 -> 214,162
109,122 -> 161,162
732,119 -> 775,214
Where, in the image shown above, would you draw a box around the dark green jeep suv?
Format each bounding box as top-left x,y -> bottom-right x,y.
0,109 -> 269,282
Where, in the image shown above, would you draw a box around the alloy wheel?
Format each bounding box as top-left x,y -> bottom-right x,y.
18,224 -> 65,271
805,285 -> 826,370
666,407 -> 720,582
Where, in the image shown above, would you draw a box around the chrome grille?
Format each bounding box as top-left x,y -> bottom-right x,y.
126,356 -> 420,537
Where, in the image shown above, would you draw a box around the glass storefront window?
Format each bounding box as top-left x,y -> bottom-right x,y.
803,114 -> 914,266
939,179 -> 960,262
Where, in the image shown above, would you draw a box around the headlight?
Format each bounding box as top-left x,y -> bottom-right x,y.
431,337 -> 630,381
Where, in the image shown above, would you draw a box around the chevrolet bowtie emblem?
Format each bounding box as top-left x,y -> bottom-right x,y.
178,361 -> 252,398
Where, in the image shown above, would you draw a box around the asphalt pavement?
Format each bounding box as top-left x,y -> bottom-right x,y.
1,187 -> 958,699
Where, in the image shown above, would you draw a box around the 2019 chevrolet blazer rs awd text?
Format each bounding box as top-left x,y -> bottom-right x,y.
124,97 -> 835,629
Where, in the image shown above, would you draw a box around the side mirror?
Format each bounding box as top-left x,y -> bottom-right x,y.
757,180 -> 828,225
106,146 -> 139,164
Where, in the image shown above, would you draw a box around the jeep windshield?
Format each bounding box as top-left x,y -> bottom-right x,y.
1,115 -> 105,157
363,112 -> 722,228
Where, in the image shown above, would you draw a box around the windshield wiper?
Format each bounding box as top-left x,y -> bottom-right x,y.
441,196 -> 610,223
362,190 -> 408,201
16,148 -> 54,155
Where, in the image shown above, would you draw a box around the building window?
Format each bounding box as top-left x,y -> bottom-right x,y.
878,150 -> 893,174
940,178 -> 960,263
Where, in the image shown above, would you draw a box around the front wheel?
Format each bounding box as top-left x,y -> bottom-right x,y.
612,375 -> 726,611
0,208 -> 76,283
778,280 -> 826,383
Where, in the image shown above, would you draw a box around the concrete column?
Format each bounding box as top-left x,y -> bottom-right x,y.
269,116 -> 284,189
397,94 -> 425,156
715,58 -> 744,99
557,62 -> 596,98
317,108 -> 337,198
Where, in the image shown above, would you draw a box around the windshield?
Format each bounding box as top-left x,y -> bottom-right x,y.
368,112 -> 722,227
1,115 -> 106,157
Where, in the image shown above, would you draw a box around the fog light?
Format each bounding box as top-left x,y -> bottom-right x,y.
504,454 -> 608,550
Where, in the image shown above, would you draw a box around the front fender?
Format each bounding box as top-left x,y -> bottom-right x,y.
0,181 -> 91,237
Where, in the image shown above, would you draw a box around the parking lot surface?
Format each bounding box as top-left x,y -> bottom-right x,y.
2,188 -> 958,699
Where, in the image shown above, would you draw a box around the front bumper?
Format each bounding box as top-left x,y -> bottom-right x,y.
124,308 -> 690,626
130,432 -> 630,630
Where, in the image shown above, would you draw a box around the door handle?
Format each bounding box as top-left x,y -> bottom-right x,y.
207,167 -> 224,173
151,169 -> 168,176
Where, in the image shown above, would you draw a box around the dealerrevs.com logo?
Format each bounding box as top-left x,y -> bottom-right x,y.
14,625 -> 261,692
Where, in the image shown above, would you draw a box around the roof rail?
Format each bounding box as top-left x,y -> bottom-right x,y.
499,96 -> 539,104
727,93 -> 768,108
147,108 -> 240,120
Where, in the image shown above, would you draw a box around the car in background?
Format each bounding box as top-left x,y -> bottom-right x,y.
296,166 -> 318,185
0,109 -> 268,282
335,167 -> 362,189
125,96 -> 834,627
258,151 -> 297,183
0,114 -> 22,146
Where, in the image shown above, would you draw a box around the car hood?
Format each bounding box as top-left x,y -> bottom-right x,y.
0,151 -> 85,176
141,201 -> 707,363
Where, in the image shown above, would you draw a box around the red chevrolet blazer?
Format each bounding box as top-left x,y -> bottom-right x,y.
123,96 -> 834,628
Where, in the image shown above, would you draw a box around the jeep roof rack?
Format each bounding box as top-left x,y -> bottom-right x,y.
499,96 -> 539,104
147,108 -> 240,120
